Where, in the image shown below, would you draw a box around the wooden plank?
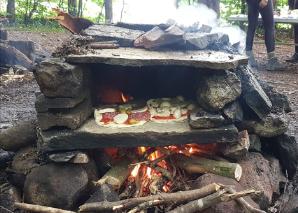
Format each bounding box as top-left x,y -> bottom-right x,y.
38,120 -> 239,152
229,14 -> 298,24
66,48 -> 248,70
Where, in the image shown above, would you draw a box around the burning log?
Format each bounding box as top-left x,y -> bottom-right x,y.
14,202 -> 75,213
172,154 -> 242,181
94,158 -> 131,190
168,188 -> 262,213
79,183 -> 221,212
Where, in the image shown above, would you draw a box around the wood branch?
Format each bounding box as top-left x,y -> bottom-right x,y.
221,130 -> 250,160
168,189 -> 261,213
171,154 -> 242,181
94,158 -> 131,190
89,42 -> 119,49
14,202 -> 76,213
128,200 -> 164,213
226,187 -> 266,213
79,183 -> 221,212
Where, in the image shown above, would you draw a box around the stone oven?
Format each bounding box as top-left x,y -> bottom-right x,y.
33,24 -> 250,152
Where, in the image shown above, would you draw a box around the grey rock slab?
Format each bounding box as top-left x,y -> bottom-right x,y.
38,120 -> 239,152
196,70 -> 242,111
82,24 -> 144,47
34,58 -> 86,98
35,91 -> 88,113
249,134 -> 262,152
85,184 -> 120,203
66,48 -> 248,70
184,32 -> 219,50
242,113 -> 289,138
223,101 -> 243,123
24,163 -> 90,210
11,147 -> 39,175
236,66 -> 272,119
37,98 -> 92,130
48,151 -> 89,164
189,108 -> 227,129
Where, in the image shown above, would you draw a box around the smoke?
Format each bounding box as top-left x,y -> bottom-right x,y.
113,0 -> 246,53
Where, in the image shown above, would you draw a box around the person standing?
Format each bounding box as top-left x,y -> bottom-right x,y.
287,0 -> 298,62
246,0 -> 285,70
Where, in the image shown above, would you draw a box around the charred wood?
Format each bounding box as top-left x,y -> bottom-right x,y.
14,202 -> 76,213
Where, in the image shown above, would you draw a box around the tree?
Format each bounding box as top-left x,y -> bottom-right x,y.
6,0 -> 16,23
77,0 -> 83,17
198,0 -> 220,17
105,0 -> 113,24
68,0 -> 77,16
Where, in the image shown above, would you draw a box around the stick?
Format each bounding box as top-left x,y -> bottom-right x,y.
168,189 -> 261,213
128,200 -> 164,213
79,183 -> 221,212
172,154 -> 242,181
226,187 -> 266,213
14,203 -> 75,213
94,158 -> 131,190
89,42 -> 119,49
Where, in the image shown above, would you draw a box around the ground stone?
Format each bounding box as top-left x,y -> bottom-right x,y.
196,70 -> 242,111
193,173 -> 260,213
238,152 -> 286,209
189,107 -> 227,129
86,184 -> 120,203
34,58 -> 86,98
249,134 -> 262,152
236,66 -> 272,119
24,163 -> 95,210
223,101 -> 243,123
0,119 -> 37,151
37,97 -> 92,130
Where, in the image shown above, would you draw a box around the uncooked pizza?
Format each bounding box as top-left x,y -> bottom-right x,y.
94,102 -> 150,127
147,96 -> 196,123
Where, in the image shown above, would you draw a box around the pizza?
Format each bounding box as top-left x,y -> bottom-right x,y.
147,96 -> 196,123
94,103 -> 150,127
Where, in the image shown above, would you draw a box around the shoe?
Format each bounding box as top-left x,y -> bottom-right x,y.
246,51 -> 259,68
266,57 -> 286,71
286,52 -> 298,63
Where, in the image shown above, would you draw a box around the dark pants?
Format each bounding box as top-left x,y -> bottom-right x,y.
246,0 -> 275,53
289,0 -> 298,53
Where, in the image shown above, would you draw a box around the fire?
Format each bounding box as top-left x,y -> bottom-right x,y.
131,163 -> 141,178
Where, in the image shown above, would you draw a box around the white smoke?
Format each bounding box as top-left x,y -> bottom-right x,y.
113,0 -> 246,52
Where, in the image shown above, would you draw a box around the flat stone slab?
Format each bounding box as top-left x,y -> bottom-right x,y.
38,120 -> 239,152
66,48 -> 248,70
82,24 -> 145,47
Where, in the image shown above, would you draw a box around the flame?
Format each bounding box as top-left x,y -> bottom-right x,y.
121,93 -> 128,103
131,164 -> 141,178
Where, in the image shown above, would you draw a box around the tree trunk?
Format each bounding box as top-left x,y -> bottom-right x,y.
77,0 -> 83,17
198,0 -> 220,17
105,0 -> 113,24
68,0 -> 77,17
6,0 -> 16,23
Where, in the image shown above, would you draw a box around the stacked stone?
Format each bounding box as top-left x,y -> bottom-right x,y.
34,58 -> 92,130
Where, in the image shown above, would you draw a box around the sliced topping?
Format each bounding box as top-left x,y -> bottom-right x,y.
173,109 -> 182,119
113,113 -> 129,124
160,101 -> 171,108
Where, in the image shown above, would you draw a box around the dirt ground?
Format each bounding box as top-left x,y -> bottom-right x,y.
0,30 -> 297,138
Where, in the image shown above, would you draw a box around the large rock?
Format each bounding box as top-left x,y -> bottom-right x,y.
196,71 -> 242,111
238,152 -> 286,209
24,162 -> 97,210
189,108 -> 227,129
86,184 -> 120,203
0,119 -> 37,151
37,98 -> 92,130
271,134 -> 298,179
34,58 -> 86,98
11,147 -> 39,175
236,66 -> 272,119
0,183 -> 22,213
241,113 -> 289,138
193,173 -> 260,213
184,32 -> 219,50
223,101 -> 243,123
260,80 -> 292,114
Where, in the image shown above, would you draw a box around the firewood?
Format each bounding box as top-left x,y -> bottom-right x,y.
14,202 -> 75,213
79,183 -> 221,212
168,188 -> 262,213
94,158 -> 131,190
128,200 -> 164,213
171,154 -> 242,181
